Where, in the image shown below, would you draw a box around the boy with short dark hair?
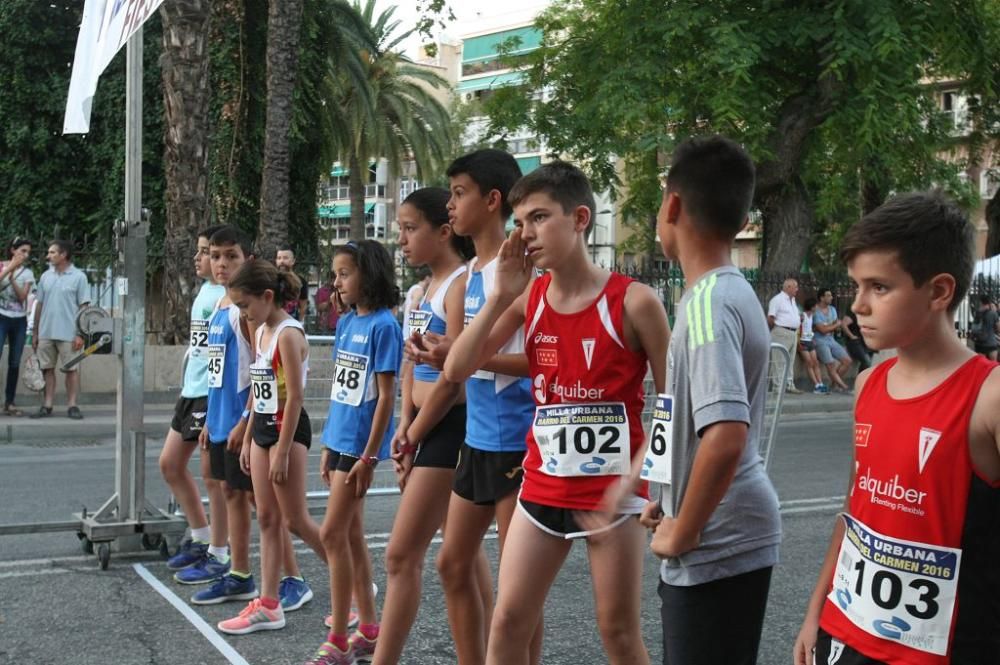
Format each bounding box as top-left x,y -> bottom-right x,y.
643,135 -> 781,665
162,224 -> 230,581
445,159 -> 669,665
794,191 -> 1000,665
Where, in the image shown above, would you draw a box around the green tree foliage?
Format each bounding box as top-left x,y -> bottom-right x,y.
480,0 -> 1000,271
329,0 -> 454,240
0,1 -> 165,261
210,0 -> 376,263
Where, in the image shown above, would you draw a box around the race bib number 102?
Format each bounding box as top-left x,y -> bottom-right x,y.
533,402 -> 630,477
829,513 -> 961,656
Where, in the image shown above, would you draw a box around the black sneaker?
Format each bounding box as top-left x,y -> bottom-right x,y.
29,406 -> 53,419
67,406 -> 84,420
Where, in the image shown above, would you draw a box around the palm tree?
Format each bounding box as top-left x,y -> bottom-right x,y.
328,0 -> 454,240
257,0 -> 379,258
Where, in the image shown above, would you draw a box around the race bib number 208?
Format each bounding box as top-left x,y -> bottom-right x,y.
829,513 -> 961,656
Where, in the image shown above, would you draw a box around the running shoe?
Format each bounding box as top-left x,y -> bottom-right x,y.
305,640 -> 356,665
349,630 -> 377,664
190,573 -> 258,605
218,598 -> 285,635
324,611 -> 360,631
166,539 -> 209,571
280,576 -> 314,612
813,384 -> 829,394
173,553 -> 230,584
324,582 -> 377,629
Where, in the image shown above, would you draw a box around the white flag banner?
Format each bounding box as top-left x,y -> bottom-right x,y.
63,0 -> 166,134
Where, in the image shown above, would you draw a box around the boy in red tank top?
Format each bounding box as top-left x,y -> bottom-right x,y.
443,161 -> 670,665
794,192 -> 1000,665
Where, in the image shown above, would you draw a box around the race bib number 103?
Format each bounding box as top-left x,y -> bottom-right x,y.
829,513 -> 961,656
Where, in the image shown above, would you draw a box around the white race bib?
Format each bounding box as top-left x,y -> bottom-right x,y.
207,344 -> 225,388
250,366 -> 279,414
332,350 -> 369,407
189,319 -> 209,357
829,514 -> 960,656
532,402 -> 630,477
641,394 -> 674,485
408,309 -> 433,336
464,313 -> 495,381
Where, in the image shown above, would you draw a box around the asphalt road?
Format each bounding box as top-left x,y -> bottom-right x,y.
0,411 -> 853,665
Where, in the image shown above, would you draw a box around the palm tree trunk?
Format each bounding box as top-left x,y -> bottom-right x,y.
349,151 -> 367,240
258,0 -> 304,259
160,0 -> 212,344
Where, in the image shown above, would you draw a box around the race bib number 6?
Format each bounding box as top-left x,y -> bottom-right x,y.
332,350 -> 369,407
250,366 -> 279,414
829,513 -> 961,656
207,344 -> 225,388
533,402 -> 630,477
641,394 -> 673,485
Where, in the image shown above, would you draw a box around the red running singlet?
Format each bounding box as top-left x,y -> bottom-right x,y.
819,355 -> 1000,664
521,272 -> 649,511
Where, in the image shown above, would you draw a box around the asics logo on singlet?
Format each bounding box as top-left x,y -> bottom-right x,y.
534,332 -> 558,344
210,325 -> 225,335
351,334 -> 368,344
534,374 -> 606,404
856,467 -> 928,508
465,296 -> 481,310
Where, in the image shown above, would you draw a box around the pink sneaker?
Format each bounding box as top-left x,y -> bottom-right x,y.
217,598 -> 285,635
305,640 -> 356,665
324,610 -> 360,631
349,630 -> 377,663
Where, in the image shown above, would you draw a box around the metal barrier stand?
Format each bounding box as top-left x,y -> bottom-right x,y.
73,28 -> 186,569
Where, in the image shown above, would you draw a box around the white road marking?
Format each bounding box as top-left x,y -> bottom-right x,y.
133,563 -> 251,665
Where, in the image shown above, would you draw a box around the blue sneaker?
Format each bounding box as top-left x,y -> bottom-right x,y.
190,573 -> 258,605
173,553 -> 230,585
166,539 -> 209,571
279,576 -> 314,612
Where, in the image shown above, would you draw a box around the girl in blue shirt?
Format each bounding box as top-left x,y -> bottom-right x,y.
309,240 -> 403,665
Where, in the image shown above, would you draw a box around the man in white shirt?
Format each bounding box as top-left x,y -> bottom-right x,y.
766,278 -> 801,393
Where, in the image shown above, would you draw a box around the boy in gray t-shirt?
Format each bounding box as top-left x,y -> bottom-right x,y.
645,136 -> 781,665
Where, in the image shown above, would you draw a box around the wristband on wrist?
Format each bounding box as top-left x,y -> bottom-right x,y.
361,455 -> 379,467
241,408 -> 251,421
398,442 -> 418,456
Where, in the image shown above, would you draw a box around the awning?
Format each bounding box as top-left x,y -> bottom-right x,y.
457,71 -> 525,93
318,202 -> 375,218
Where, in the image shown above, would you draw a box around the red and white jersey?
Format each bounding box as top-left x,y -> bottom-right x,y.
521,272 -> 649,511
820,355 -> 1000,664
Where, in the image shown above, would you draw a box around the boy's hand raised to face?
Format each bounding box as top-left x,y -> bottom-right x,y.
494,227 -> 532,305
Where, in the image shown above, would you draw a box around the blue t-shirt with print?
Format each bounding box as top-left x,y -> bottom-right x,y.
320,308 -> 402,459
812,305 -> 838,342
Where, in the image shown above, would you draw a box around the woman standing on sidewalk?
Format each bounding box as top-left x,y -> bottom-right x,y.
0,237 -> 35,416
